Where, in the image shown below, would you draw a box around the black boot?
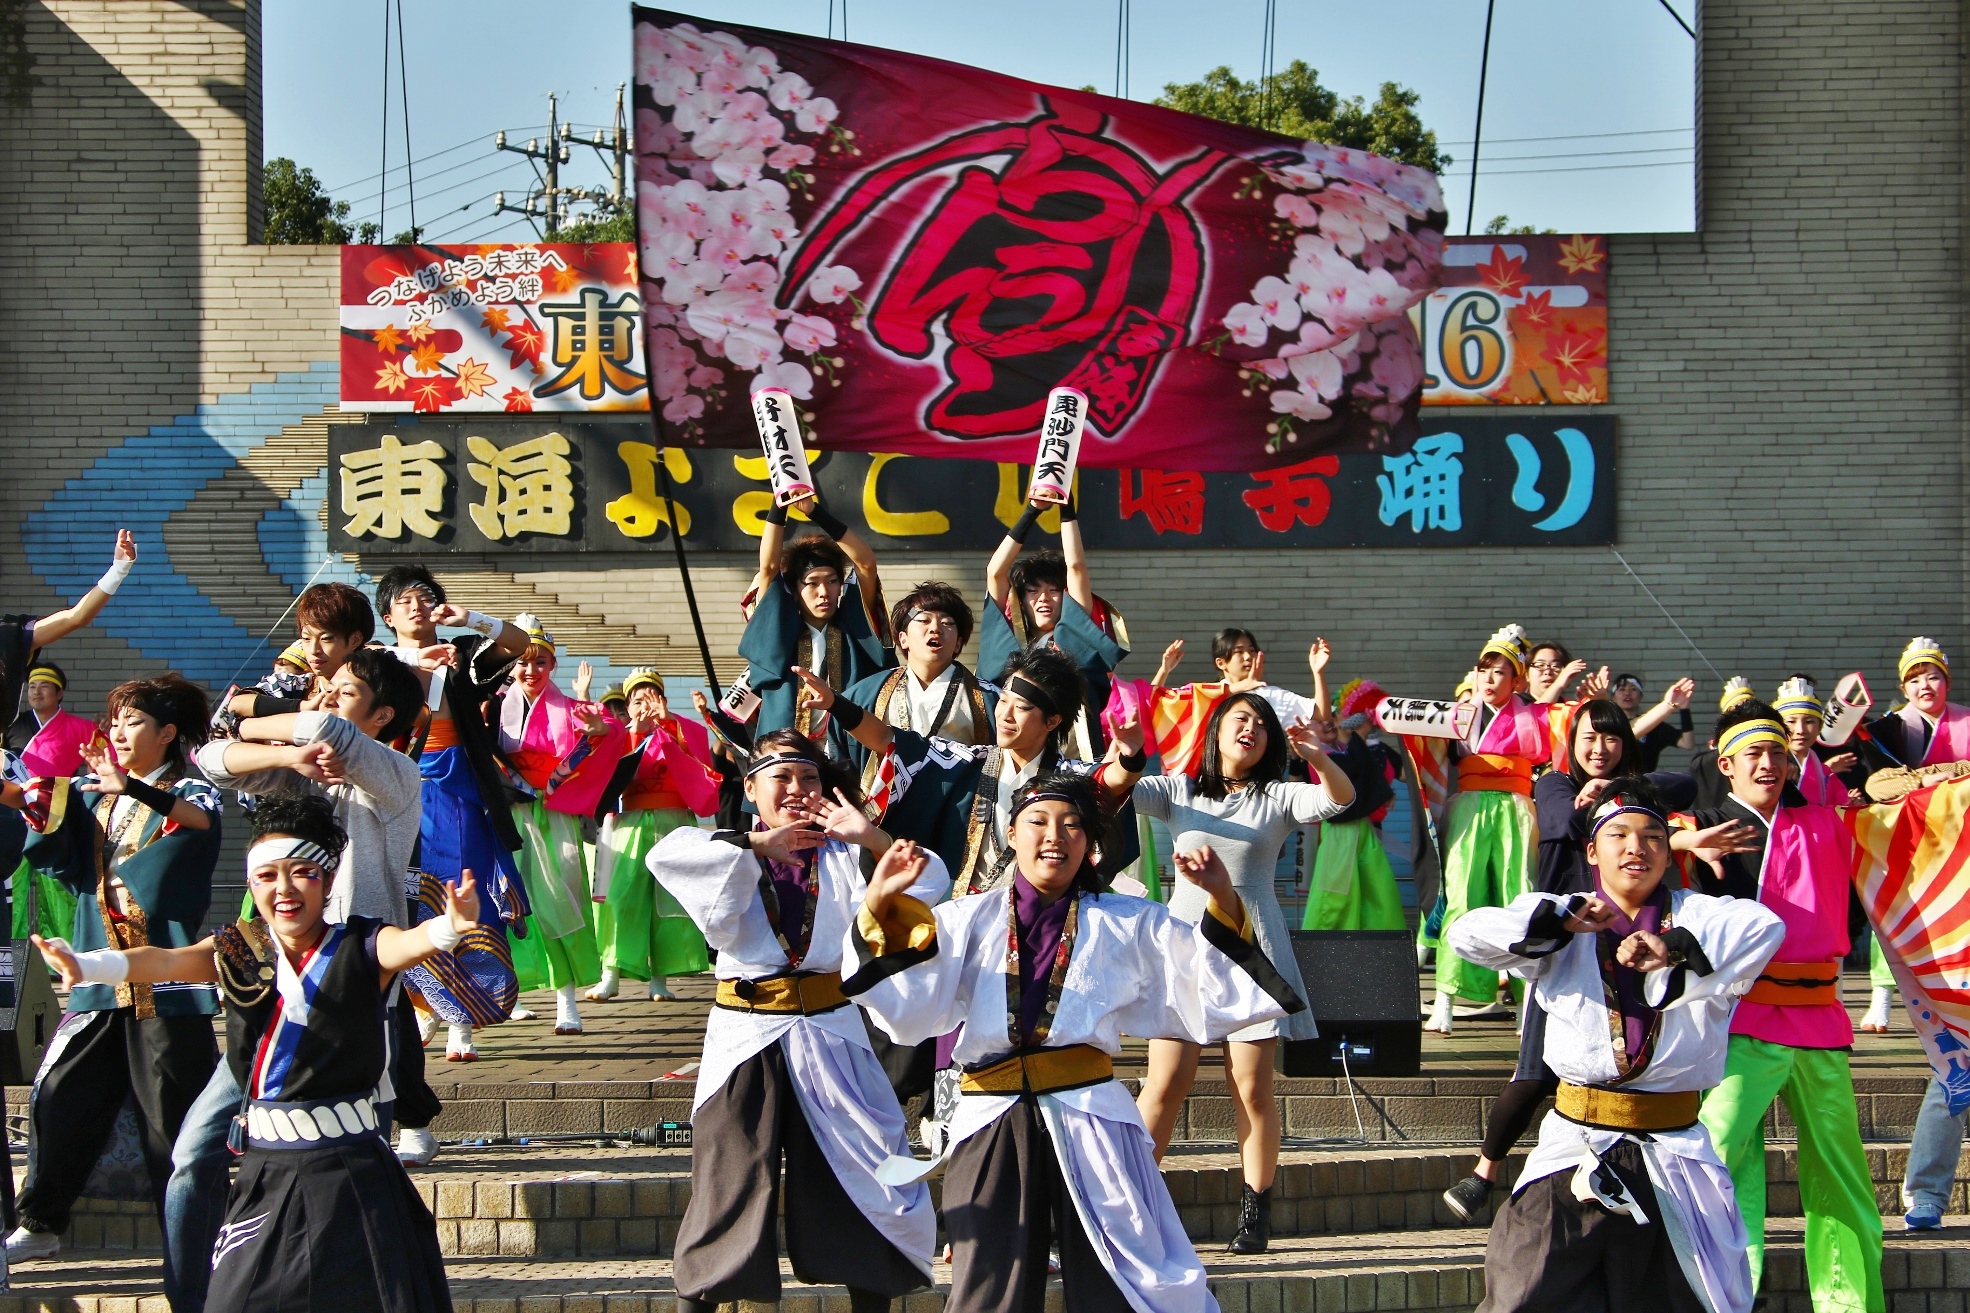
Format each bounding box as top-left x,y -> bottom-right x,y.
1227,1184 -> 1271,1254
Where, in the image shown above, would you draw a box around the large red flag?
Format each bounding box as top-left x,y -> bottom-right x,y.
631,9 -> 1446,472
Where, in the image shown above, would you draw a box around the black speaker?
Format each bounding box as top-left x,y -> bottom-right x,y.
1276,930 -> 1421,1078
0,937 -> 56,1085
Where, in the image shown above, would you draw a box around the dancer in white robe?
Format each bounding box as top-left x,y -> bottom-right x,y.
845,771 -> 1304,1313
1448,781 -> 1785,1313
649,727 -> 947,1313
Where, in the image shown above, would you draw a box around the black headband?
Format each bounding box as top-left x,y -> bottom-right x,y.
1005,675 -> 1059,718
744,751 -> 820,780
1010,790 -> 1083,823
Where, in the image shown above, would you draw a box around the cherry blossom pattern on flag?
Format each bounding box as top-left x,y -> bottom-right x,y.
1216,144 -> 1444,452
634,19 -> 860,437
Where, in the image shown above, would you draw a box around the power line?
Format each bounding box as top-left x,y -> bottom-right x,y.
1437,126 -> 1688,148
1654,0 -> 1696,38
394,0 -> 417,235
327,129 -> 487,193
339,152 -> 521,212
1439,142 -> 1697,171
1464,155 -> 1694,179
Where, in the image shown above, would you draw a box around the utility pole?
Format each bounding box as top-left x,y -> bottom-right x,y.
491,88 -> 635,238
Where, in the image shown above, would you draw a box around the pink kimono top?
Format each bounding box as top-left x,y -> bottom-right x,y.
1730,801 -> 1858,1050
499,683 -> 629,817
17,709 -> 106,779
620,716 -> 720,818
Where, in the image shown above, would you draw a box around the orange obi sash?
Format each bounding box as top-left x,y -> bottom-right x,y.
621,781 -> 687,813
420,717 -> 459,754
507,749 -> 559,792
1745,958 -> 1843,1008
1457,753 -> 1534,796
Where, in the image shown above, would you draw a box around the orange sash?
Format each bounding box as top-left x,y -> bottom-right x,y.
1457,753 -> 1534,796
507,749 -> 559,791
420,718 -> 459,754
621,781 -> 688,812
1745,958 -> 1843,1008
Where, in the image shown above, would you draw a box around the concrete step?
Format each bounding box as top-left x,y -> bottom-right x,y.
5,1218 -> 1966,1313
43,1139 -> 1970,1259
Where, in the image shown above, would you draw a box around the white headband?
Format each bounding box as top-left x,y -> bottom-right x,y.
246,837 -> 335,874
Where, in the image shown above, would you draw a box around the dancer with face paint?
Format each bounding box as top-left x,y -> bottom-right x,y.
35,795 -> 470,1312
1449,781 -> 1784,1313
648,728 -> 946,1313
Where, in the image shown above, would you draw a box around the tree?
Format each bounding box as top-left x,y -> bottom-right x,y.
262,157 -> 368,244
553,209 -> 634,243
1483,215 -> 1556,236
1155,62 -> 1448,173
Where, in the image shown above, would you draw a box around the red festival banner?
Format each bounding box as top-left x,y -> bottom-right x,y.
630,9 -> 1446,473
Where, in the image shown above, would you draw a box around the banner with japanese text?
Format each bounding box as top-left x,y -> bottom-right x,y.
1418,234 -> 1608,405
340,244 -> 647,413
628,8 -> 1447,473
328,415 -> 1613,556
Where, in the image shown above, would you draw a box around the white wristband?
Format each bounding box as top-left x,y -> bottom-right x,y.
464,611 -> 501,638
70,945 -> 130,985
97,558 -> 134,597
425,917 -> 463,952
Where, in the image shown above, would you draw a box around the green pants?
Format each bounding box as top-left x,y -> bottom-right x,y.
593,808 -> 709,982
1699,1035 -> 1884,1313
1868,935 -> 1895,991
510,801 -> 602,992
1302,820 -> 1406,931
9,859 -> 75,941
1433,789 -> 1535,1002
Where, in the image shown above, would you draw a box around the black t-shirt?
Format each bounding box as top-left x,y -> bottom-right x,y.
225,916 -> 388,1104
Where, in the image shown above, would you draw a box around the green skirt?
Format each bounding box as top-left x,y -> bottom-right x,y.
1302,820 -> 1406,931
509,800 -> 602,992
593,808 -> 710,982
1434,789 -> 1536,1003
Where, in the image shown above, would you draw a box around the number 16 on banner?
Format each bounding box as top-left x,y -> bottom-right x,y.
750,387 -> 817,508
1026,387 -> 1087,505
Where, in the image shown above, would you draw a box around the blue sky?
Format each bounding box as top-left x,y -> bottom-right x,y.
265,0 -> 1696,242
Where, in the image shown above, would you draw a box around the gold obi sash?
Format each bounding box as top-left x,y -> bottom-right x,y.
1556,1082 -> 1702,1132
714,971 -> 848,1016
959,1044 -> 1114,1096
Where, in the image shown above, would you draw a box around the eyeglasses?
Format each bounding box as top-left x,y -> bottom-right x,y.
1528,661 -> 1565,673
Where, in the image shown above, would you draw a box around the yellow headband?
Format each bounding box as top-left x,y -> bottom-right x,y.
1773,677 -> 1823,720
1478,623 -> 1531,676
1718,718 -> 1787,758
1900,638 -> 1949,683
623,668 -> 666,699
25,665 -> 63,690
276,640 -> 310,668
1719,677 -> 1753,713
514,611 -> 555,655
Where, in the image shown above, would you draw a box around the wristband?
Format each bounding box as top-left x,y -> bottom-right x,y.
1056,497 -> 1077,522
425,916 -> 463,953
121,775 -> 176,816
1118,746 -> 1148,772
97,557 -> 134,597
54,942 -> 130,986
1677,708 -> 1693,732
829,697 -> 865,732
808,503 -> 849,539
764,502 -> 789,526
463,610 -> 501,638
1007,503 -> 1042,544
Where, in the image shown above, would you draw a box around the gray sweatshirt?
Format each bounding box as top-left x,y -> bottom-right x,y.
196,711 -> 421,927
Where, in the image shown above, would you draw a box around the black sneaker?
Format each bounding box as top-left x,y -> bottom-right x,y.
1442,1174 -> 1493,1224
1226,1185 -> 1272,1254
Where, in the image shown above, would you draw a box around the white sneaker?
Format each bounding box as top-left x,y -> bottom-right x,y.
1860,986 -> 1893,1033
396,1126 -> 439,1166
648,977 -> 676,1001
585,968 -> 621,1002
417,1009 -> 440,1046
509,1003 -> 539,1022
4,1226 -> 57,1262
554,984 -> 582,1035
446,1023 -> 477,1063
1423,991 -> 1454,1034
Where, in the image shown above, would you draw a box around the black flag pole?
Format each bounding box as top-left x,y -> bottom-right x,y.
650,427 -> 722,699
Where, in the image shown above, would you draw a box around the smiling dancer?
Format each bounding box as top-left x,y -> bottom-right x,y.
0,675 -> 220,1271
1685,699 -> 1884,1313
1130,692 -> 1354,1253
649,728 -> 943,1313
836,582 -> 995,782
35,795 -> 463,1311
846,771 -> 1305,1313
1449,781 -> 1784,1313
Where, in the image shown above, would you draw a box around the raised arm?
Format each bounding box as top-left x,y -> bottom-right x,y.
81,739 -> 211,831
375,870 -> 481,975
1285,721 -> 1356,808
1308,639 -> 1332,721
1631,677 -> 1695,739
30,530 -> 136,650
1059,509 -> 1094,613
794,665 -> 894,752
1149,638 -> 1185,690
986,525 -> 1022,608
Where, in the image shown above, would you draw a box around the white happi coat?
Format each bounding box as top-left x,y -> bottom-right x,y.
649,826 -> 950,1275
1449,889 -> 1785,1313
846,886 -> 1291,1313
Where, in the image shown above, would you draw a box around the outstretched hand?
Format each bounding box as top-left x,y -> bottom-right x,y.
448,869 -> 482,932
80,739 -> 126,795
792,665 -> 836,712
1108,705 -> 1145,761
31,936 -> 82,990
1308,638 -> 1331,675
814,788 -> 878,847
1665,677 -> 1696,711
864,839 -> 928,922
1672,819 -> 1760,883
112,528 -> 137,564
573,660 -> 594,702
1173,845 -> 1236,908
1579,665 -> 1611,701
1160,638 -> 1185,671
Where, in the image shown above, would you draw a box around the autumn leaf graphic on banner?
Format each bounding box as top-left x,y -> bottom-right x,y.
375,361 -> 409,394
453,358 -> 495,400
1546,326 -> 1607,388
1475,246 -> 1530,298
1556,233 -> 1606,276
409,342 -> 445,374
373,325 -> 404,352
410,375 -> 458,413
1513,289 -> 1553,327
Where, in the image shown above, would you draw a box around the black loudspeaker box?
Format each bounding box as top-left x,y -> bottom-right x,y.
1276,930 -> 1421,1078
0,937 -> 57,1085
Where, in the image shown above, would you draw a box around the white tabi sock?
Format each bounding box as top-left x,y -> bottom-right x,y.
555,984 -> 581,1029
